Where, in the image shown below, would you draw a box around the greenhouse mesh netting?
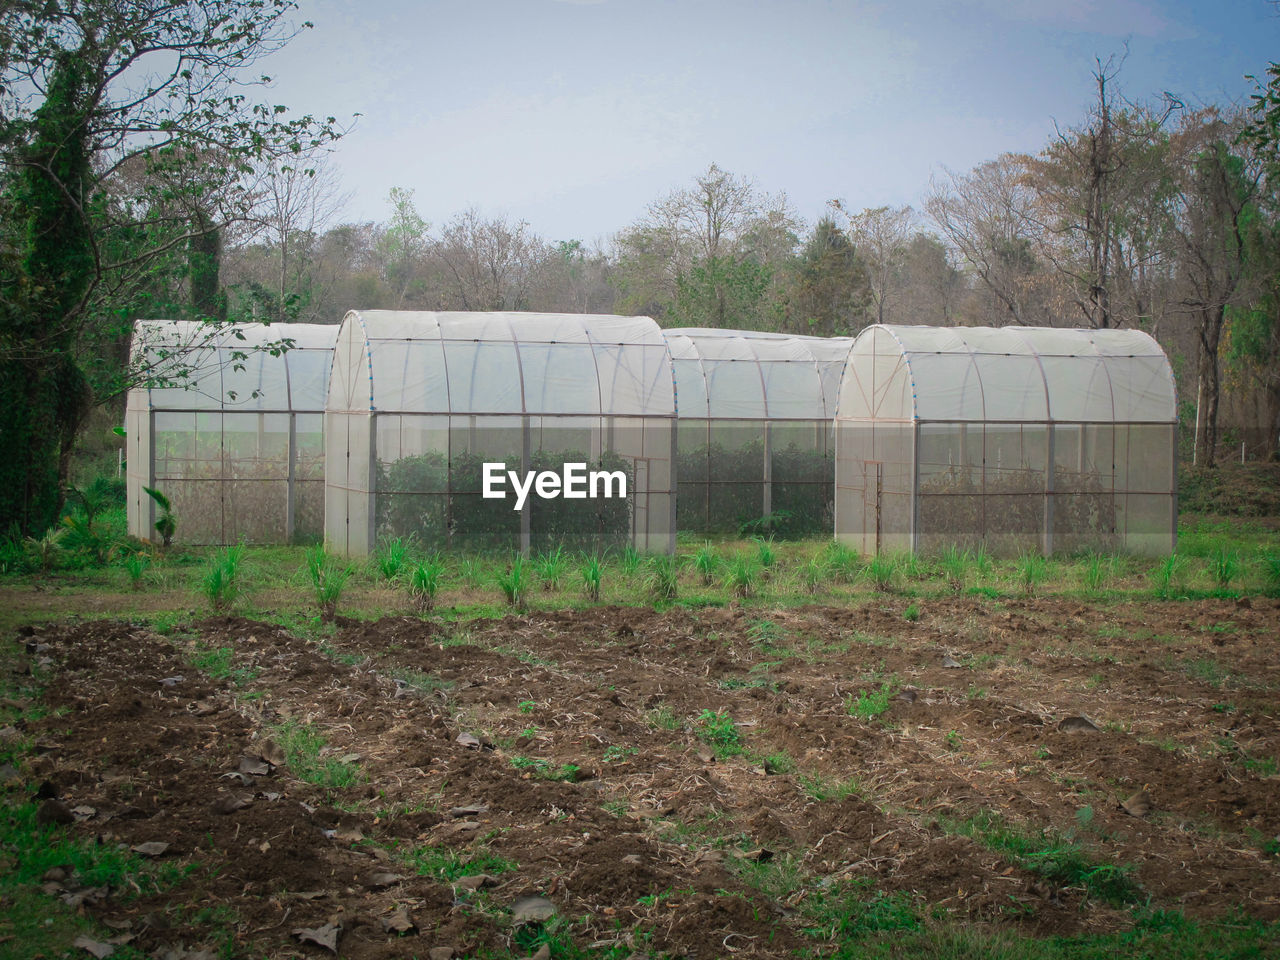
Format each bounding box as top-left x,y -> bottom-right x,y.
325,310 -> 677,557
665,328 -> 854,538
126,320 -> 338,545
834,324 -> 1178,556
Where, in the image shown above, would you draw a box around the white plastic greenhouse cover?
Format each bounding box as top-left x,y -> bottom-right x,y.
326,310 -> 677,557
834,324 -> 1178,557
838,325 -> 1176,425
329,311 -> 675,417
127,320 -> 339,411
664,328 -> 854,420
125,320 -> 339,544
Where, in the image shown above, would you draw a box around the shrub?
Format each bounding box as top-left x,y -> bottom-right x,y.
24,525 -> 67,573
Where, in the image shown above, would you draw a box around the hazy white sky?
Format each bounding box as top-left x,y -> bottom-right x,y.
261,0 -> 1279,244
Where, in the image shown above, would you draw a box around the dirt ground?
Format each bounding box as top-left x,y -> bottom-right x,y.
6,593 -> 1280,958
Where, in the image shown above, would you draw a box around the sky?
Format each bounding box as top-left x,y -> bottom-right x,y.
259,0 -> 1280,245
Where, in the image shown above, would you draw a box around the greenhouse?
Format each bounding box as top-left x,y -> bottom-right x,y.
126,320 -> 339,545
665,328 -> 854,538
834,324 -> 1178,556
325,310 -> 677,557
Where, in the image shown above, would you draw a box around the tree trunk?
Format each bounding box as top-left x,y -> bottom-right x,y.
1196,306 -> 1225,468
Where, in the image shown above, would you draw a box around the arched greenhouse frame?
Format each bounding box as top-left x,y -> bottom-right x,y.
833,324 -> 1178,556
325,310 -> 677,557
125,320 -> 339,545
665,328 -> 854,538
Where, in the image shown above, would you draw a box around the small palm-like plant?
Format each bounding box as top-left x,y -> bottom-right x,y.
1210,546 -> 1242,592
1151,552 -> 1184,600
142,486 -> 176,547
753,536 -> 777,573
1083,553 -> 1110,594
620,544 -> 642,576
123,550 -> 150,590
940,544 -> 969,592
24,525 -> 67,573
823,541 -> 860,584
1262,550 -> 1280,598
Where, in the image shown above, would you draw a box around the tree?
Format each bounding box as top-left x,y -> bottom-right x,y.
898,233 -> 964,326
1225,61 -> 1280,458
926,157 -> 1054,325
249,153 -> 350,322
613,163 -> 799,328
1018,58 -> 1179,329
1240,62 -> 1280,178
789,217 -> 869,336
1169,118 -> 1262,467
377,186 -> 430,309
830,203 -> 913,326
435,208 -> 545,311
0,0 -> 343,534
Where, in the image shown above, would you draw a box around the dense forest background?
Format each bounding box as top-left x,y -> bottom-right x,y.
3,1 -> 1279,536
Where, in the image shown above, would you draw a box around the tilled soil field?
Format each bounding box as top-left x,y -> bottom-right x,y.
6,595 -> 1280,958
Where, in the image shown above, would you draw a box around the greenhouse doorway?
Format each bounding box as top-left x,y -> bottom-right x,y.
865,460 -> 884,554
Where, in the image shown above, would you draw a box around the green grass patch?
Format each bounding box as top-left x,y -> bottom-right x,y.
846,680 -> 896,722
269,719 -> 363,789
941,810 -> 1140,904
696,708 -> 743,757
398,844 -> 516,881
189,643 -> 258,687
509,755 -> 582,781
